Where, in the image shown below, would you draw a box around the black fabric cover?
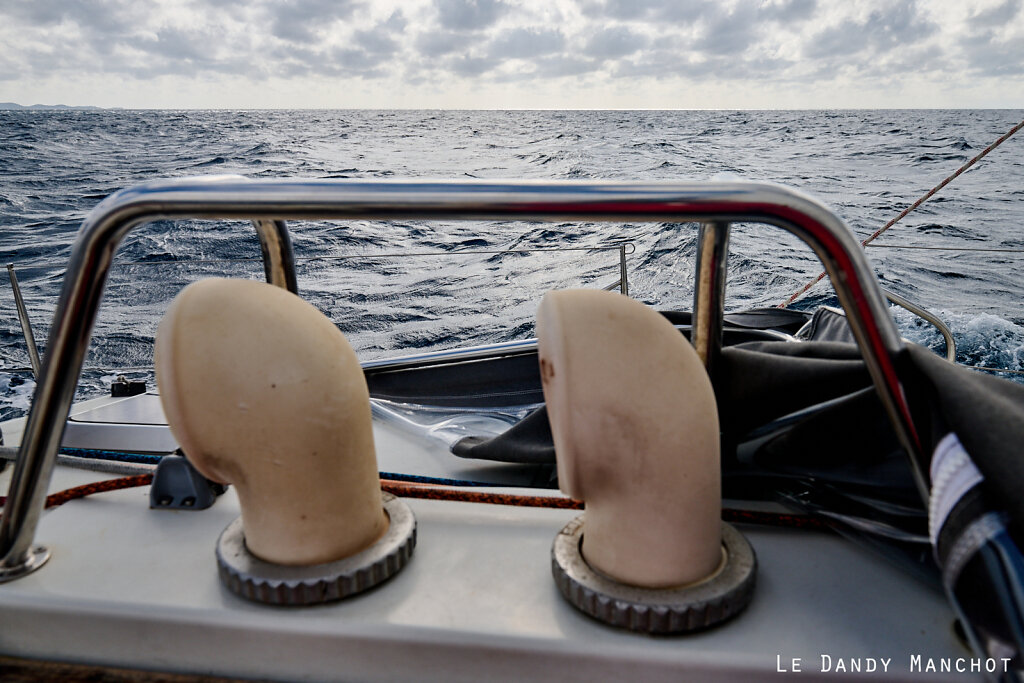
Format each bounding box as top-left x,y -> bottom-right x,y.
367,352 -> 544,408
662,307 -> 812,335
903,345 -> 1024,543
451,406 -> 554,464
713,341 -> 872,438
747,386 -> 912,493
795,307 -> 859,344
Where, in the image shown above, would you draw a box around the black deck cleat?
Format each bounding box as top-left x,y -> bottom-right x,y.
149,452 -> 227,510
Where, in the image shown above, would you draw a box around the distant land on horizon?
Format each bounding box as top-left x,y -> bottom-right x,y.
0,102 -> 109,110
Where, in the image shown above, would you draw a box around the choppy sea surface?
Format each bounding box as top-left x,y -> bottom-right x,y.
2,109 -> 1023,420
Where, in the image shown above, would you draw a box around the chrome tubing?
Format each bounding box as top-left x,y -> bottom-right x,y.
882,288 -> 957,363
253,219 -> 298,295
363,338 -> 541,374
692,222 -> 730,375
0,177 -> 925,580
618,243 -> 629,297
5,264 -> 42,377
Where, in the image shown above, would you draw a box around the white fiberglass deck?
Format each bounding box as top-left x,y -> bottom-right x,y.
0,395 -> 977,681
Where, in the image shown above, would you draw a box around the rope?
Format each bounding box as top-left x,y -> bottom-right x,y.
380,480 -> 830,529
780,116 -> 1024,307
0,473 -> 831,531
380,479 -> 582,509
0,474 -> 156,510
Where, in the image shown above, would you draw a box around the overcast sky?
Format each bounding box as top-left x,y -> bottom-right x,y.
1,0 -> 1022,109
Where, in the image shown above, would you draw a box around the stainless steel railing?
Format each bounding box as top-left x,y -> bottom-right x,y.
5,264 -> 42,377
882,288 -> 957,362
0,177 -> 926,581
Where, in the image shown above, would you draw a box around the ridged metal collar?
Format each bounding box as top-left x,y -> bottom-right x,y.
216,492 -> 416,606
552,516 -> 756,633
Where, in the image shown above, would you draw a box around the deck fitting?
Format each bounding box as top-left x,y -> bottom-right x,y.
551,517 -> 756,633
215,492 -> 416,606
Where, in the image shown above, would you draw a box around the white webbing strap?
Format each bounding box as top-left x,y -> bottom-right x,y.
928,432 -> 984,548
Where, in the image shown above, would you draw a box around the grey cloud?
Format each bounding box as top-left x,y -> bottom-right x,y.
436,0 -> 508,31
6,17 -> 259,81
694,4 -> 760,56
959,0 -> 1024,77
269,42 -> 385,80
581,0 -> 711,23
488,28 -> 564,59
673,0 -> 817,59
317,13 -> 413,78
490,54 -> 601,81
580,0 -> 666,21
805,0 -> 937,59
121,29 -> 263,78
267,0 -> 361,43
119,56 -> 256,80
1,0 -> 271,82
268,44 -> 321,77
582,0 -> 812,28
4,0 -> 138,35
806,22 -> 862,58
383,10 -> 408,33
140,28 -> 214,63
332,48 -> 381,70
13,46 -> 77,76
353,26 -> 399,56
4,0 -> 66,25
0,50 -> 19,80
649,35 -> 680,51
858,43 -> 946,78
708,54 -> 797,80
866,0 -> 939,51
583,26 -> 646,60
533,55 -> 601,78
342,11 -> 406,61
448,54 -> 501,76
968,0 -> 1022,28
649,1 -> 719,23
759,0 -> 817,23
960,29 -> 1024,76
132,58 -> 259,79
615,50 -> 794,81
274,61 -> 311,77
612,51 -> 686,79
415,30 -> 477,57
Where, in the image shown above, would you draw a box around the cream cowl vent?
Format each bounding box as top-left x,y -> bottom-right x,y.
154,278 -> 387,567
537,289 -> 723,588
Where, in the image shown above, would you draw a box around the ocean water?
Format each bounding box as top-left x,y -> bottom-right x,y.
1,109 -> 1023,421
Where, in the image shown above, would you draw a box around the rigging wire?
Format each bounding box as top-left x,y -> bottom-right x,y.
867,244 -> 1024,254
779,116 -> 1024,308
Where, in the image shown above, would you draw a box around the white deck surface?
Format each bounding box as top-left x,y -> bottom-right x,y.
0,397 -> 978,681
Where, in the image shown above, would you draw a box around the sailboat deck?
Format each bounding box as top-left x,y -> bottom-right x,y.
0,396 -> 972,682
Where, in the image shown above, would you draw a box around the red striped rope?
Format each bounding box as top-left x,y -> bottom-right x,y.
2,474 -> 829,531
